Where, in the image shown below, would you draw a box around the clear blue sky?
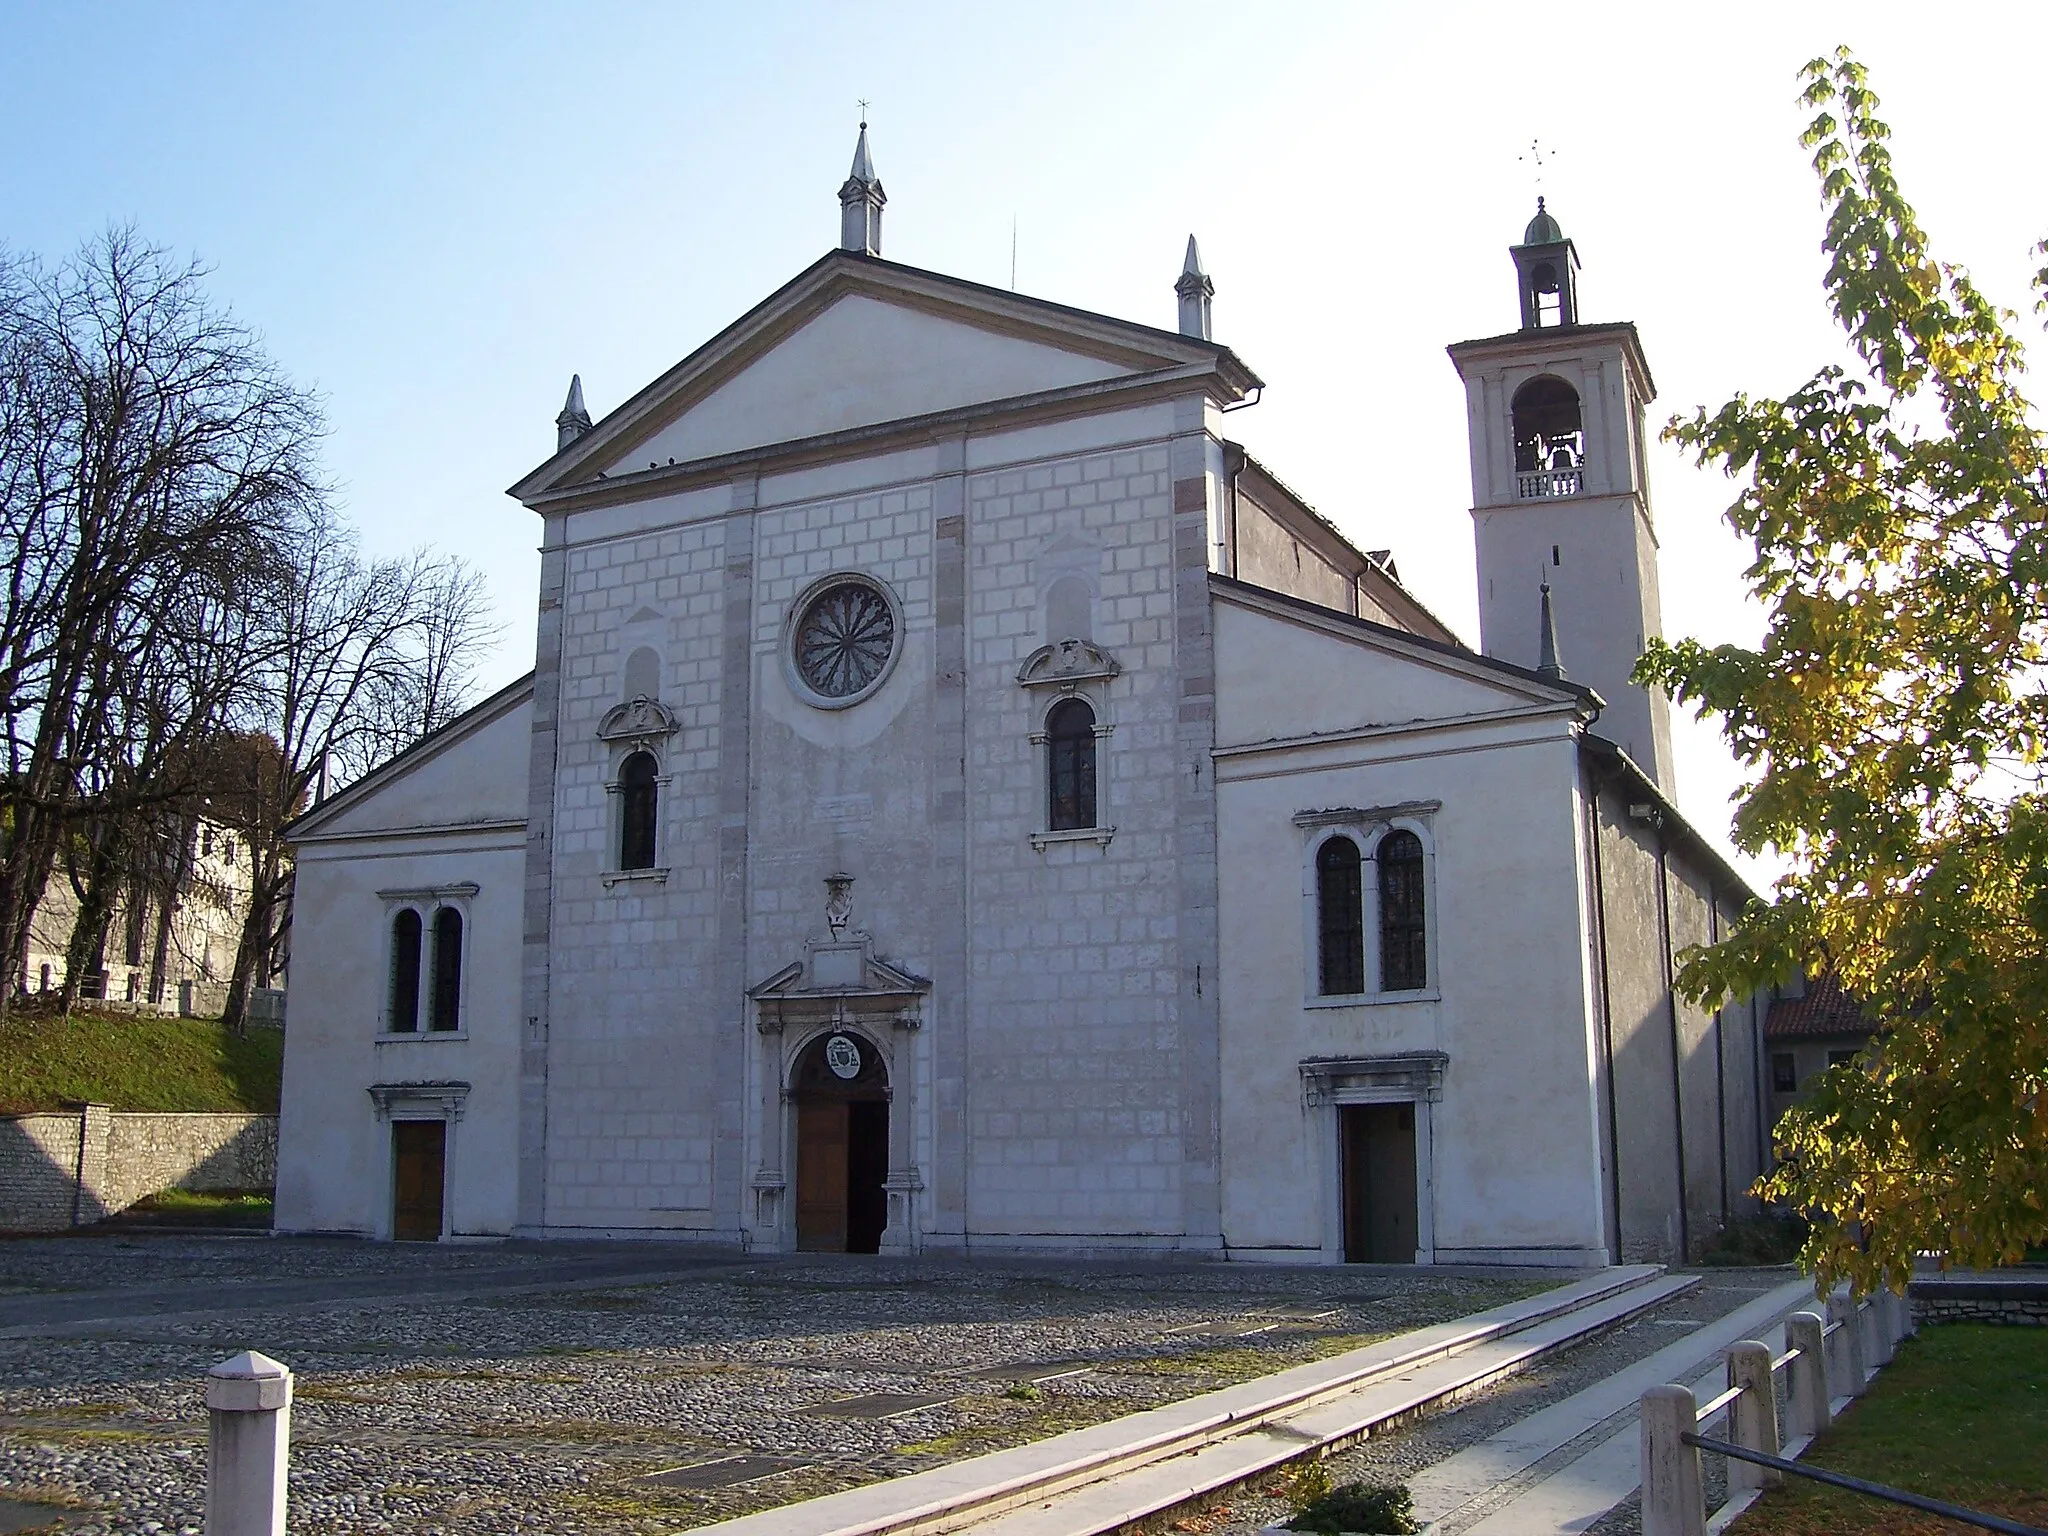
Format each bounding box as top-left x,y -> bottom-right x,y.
8,1 -> 2045,886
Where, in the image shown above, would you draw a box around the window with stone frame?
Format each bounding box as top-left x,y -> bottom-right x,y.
619,750 -> 659,870
388,909 -> 423,1032
1316,836 -> 1366,995
1377,830 -> 1427,992
1046,698 -> 1097,831
429,906 -> 463,1032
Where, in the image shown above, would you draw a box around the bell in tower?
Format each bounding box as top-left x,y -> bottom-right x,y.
1511,198 -> 1580,329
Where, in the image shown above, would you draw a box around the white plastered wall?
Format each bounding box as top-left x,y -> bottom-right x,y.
275,695 -> 532,1238
1211,599 -> 1610,1265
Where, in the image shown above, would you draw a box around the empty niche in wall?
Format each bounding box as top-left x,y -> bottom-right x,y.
623,645 -> 661,702
1046,575 -> 1093,643
1036,530 -> 1103,643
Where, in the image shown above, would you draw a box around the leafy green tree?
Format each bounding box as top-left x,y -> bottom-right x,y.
1638,50 -> 2048,1293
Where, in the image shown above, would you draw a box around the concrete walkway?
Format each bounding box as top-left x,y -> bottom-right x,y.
1411,1276 -> 1814,1534
690,1266 -> 1692,1536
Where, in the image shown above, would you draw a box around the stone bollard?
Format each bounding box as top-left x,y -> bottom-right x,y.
1871,1292 -> 1897,1367
1724,1340 -> 1782,1493
1785,1311 -> 1832,1440
1827,1286 -> 1866,1396
1640,1383 -> 1706,1536
206,1350 -> 291,1536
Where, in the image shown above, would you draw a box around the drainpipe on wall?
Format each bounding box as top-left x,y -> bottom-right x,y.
1588,771 -> 1622,1262
1654,836 -> 1691,1263
1711,894 -> 1729,1226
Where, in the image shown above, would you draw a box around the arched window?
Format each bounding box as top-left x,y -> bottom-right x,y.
619,751 -> 658,870
429,907 -> 463,1031
1046,699 -> 1097,831
1316,837 -> 1365,995
388,909 -> 422,1032
1378,831 -> 1427,991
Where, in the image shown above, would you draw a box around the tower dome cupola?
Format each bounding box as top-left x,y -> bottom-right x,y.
1511,198 -> 1579,330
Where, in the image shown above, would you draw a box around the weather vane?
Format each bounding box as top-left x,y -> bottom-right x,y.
1519,139 -> 1554,191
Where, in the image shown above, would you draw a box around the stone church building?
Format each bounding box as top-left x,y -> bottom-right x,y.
276,134 -> 1769,1265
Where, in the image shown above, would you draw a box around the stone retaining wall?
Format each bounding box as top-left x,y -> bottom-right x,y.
1909,1275 -> 2048,1326
0,1107 -> 276,1231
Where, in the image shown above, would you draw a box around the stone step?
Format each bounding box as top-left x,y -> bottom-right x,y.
689,1264 -> 1688,1536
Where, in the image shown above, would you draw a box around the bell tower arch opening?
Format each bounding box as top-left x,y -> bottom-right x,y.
791,1030 -> 890,1254
1511,376 -> 1584,498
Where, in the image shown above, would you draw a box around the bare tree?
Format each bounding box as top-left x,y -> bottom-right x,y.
0,230 -> 318,1008
214,507 -> 494,1032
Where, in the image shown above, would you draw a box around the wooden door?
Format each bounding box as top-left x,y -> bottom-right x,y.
795,1099 -> 849,1251
1341,1104 -> 1417,1262
392,1120 -> 445,1241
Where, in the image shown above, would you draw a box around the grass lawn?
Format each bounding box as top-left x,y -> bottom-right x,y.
1728,1323 -> 2048,1534
0,1006 -> 282,1114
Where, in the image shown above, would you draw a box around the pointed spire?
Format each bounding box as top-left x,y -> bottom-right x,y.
1175,234 -> 1214,340
1537,579 -> 1567,681
839,117 -> 886,256
555,373 -> 592,452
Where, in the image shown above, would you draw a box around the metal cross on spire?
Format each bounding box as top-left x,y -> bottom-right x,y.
857,97 -> 869,127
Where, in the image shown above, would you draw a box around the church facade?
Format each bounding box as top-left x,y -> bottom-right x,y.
276,138 -> 1768,1265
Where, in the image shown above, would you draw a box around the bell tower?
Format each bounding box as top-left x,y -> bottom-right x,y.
1447,203 -> 1675,790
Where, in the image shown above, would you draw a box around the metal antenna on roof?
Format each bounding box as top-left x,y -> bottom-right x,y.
1011,216 -> 1018,291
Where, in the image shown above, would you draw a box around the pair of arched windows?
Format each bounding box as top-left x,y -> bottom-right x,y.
1316,831 -> 1427,995
388,906 -> 463,1032
619,751 -> 658,870
1046,699 -> 1097,831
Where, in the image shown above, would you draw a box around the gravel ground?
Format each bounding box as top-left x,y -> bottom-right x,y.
1168,1268 -> 1800,1536
0,1236 -> 1559,1535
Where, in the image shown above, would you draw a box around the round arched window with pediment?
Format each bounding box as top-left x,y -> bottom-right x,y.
787,575 -> 900,707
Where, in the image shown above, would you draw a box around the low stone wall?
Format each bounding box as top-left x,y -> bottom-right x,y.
1909,1273 -> 2048,1326
0,1107 -> 276,1231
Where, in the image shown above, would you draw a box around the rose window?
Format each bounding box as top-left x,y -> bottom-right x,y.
793,580 -> 896,701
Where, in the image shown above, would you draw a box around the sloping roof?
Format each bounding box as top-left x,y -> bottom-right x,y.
1765,973 -> 1876,1041
1576,732 -> 1759,906
1210,572 -> 1600,706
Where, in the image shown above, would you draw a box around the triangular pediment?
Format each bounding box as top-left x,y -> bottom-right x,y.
289,676 -> 533,843
513,252 -> 1252,501
1212,577 -> 1598,751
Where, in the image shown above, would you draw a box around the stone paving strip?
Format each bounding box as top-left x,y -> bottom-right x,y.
0,1236 -> 1554,1535
688,1265 -> 1687,1536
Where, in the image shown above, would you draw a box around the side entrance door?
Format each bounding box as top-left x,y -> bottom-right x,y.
1340,1103 -> 1418,1263
392,1120 -> 446,1241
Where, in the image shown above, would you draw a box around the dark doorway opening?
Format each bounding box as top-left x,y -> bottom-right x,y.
393,1120 -> 446,1241
792,1032 -> 889,1254
1340,1103 -> 1417,1263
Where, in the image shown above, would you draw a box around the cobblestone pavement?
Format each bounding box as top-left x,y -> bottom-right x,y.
0,1235 -> 1554,1535
1176,1268 -> 1800,1536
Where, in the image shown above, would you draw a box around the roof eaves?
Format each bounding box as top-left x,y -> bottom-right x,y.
1579,732 -> 1757,904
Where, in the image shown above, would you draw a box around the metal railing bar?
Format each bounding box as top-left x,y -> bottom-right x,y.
1694,1384 -> 1744,1422
1681,1433 -> 2048,1536
1771,1348 -> 1799,1371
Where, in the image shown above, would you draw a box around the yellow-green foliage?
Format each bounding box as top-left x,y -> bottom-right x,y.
1636,48 -> 2048,1293
0,1009 -> 282,1114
